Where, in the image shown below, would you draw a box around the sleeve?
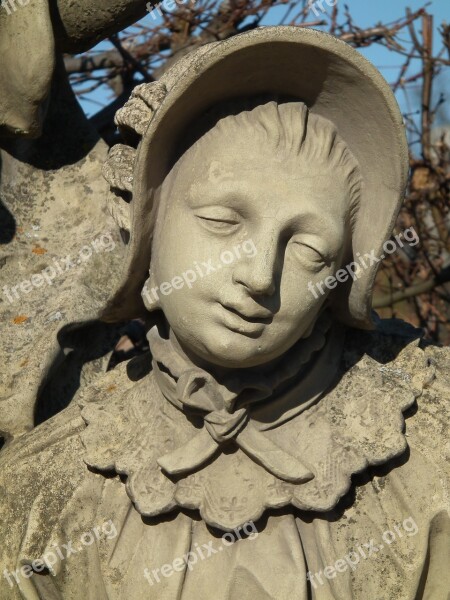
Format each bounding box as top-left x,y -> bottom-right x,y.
0,0 -> 55,138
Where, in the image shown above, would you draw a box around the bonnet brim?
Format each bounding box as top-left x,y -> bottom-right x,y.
101,26 -> 409,328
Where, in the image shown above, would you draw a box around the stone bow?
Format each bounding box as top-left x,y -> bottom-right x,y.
151,334 -> 315,484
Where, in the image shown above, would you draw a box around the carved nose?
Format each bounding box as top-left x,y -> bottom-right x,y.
232,249 -> 277,296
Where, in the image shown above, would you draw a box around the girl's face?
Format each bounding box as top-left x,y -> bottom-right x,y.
149,136 -> 350,369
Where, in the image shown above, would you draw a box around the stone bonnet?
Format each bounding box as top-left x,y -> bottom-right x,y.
101,25 -> 409,329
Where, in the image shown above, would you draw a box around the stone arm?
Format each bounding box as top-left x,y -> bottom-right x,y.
0,0 -> 148,138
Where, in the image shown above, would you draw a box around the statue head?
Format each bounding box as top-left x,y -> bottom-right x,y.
143,101 -> 361,368
101,27 -> 408,349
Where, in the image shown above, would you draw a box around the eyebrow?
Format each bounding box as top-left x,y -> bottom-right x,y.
187,179 -> 348,237
187,181 -> 251,207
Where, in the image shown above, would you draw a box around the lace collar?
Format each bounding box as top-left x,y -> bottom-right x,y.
81,321 -> 419,530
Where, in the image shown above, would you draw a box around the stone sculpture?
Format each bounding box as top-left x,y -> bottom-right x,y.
0,26 -> 448,600
0,0 -> 148,438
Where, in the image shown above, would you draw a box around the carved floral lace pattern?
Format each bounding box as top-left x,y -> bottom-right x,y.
81,340 -> 427,531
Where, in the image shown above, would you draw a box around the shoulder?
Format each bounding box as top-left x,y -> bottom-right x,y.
342,317 -> 449,487
0,357 -> 154,574
0,402 -> 88,579
0,354 -> 155,485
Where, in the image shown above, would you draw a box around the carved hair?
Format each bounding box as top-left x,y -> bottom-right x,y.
172,100 -> 362,225
104,96 -> 362,234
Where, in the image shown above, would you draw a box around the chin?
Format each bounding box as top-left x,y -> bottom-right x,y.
199,331 -> 283,369
206,351 -> 272,369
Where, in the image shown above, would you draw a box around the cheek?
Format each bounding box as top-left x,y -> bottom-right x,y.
153,229 -> 199,285
156,259 -> 232,324
278,260 -> 335,313
155,249 -> 237,298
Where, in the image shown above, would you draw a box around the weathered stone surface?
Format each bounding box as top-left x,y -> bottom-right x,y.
0,62 -> 125,441
0,0 -> 155,442
0,25 -> 448,600
0,323 -> 448,599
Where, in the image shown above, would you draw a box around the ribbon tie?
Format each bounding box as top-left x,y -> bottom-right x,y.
148,321 -> 332,484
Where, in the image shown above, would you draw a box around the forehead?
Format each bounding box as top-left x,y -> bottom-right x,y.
170,140 -> 351,221
175,125 -> 344,182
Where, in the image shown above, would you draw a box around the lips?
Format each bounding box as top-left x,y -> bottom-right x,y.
222,303 -> 273,322
218,302 -> 273,337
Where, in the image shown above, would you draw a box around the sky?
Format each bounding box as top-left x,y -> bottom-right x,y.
79,0 -> 450,128
319,0 -> 450,125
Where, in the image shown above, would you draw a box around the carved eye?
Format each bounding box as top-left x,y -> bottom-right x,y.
290,239 -> 327,271
195,206 -> 241,234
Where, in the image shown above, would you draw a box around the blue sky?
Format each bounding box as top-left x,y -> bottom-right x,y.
330,0 -> 449,125
79,0 -> 449,128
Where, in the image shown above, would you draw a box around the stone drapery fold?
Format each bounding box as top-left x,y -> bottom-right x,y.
81,324 -> 424,530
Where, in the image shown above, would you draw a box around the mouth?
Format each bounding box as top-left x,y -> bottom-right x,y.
218,303 -> 273,337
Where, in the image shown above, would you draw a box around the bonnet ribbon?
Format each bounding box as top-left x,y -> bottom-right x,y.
149,314 -> 335,483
